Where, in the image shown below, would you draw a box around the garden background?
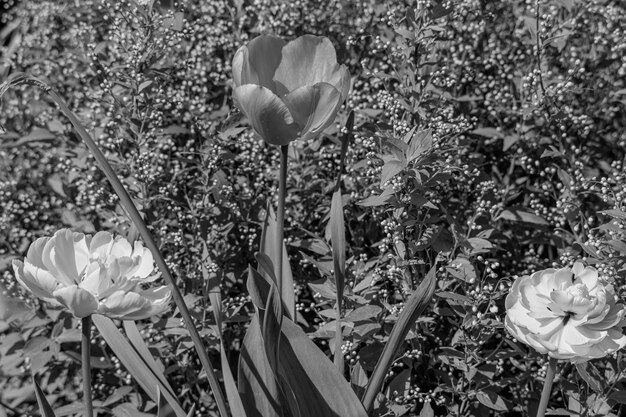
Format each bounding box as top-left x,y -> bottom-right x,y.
0,0 -> 625,416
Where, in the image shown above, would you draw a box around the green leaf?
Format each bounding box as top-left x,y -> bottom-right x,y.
361,266 -> 437,411
238,315 -> 283,417
496,208 -> 548,225
33,377 -> 57,417
123,321 -> 174,396
276,318 -> 368,417
157,386 -> 175,417
406,129 -> 432,163
260,204 -> 296,320
575,363 -> 604,392
476,390 -> 509,411
330,187 -> 346,372
93,315 -> 187,417
358,187 -> 394,207
204,245 -> 248,417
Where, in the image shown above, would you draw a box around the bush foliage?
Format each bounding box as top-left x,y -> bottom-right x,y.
0,0 -> 625,416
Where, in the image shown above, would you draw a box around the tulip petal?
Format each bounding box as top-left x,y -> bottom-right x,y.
90,231 -> 113,260
232,34 -> 286,92
13,260 -> 59,302
53,229 -> 90,284
282,82 -> 342,140
274,35 -> 346,96
26,237 -> 51,269
53,285 -> 98,318
233,85 -> 300,145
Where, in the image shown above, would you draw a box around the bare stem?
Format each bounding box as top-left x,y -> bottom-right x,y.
276,145 -> 288,295
82,316 -> 94,417
536,357 -> 558,417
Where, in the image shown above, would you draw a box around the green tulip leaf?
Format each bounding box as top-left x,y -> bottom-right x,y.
93,315 -> 187,417
361,265 -> 437,411
260,204 -> 296,319
33,377 -> 58,417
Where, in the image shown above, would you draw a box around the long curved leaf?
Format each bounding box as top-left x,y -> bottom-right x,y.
33,378 -> 57,417
260,204 -> 295,320
93,315 -> 187,417
361,265 -> 437,411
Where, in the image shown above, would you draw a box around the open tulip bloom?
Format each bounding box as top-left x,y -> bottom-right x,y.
232,34 -> 350,145
12,229 -> 171,319
505,262 -> 626,363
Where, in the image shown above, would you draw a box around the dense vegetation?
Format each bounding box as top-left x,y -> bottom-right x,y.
0,0 -> 625,416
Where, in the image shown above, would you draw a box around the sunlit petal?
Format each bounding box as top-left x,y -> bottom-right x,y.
53,285 -> 98,318
233,84 -> 299,145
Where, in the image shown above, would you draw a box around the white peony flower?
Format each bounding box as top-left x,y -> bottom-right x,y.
12,229 -> 171,319
505,262 -> 626,363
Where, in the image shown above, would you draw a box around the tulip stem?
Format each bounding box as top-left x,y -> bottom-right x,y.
82,316 -> 94,417
536,357 -> 558,417
276,145 -> 288,297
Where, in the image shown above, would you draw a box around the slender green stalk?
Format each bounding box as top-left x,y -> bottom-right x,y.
536,357 -> 558,417
40,88 -> 230,417
82,316 -> 94,417
276,145 -> 288,295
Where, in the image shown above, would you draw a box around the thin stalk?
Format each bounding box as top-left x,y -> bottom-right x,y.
82,316 -> 94,417
536,357 -> 558,417
43,89 -> 230,417
276,145 -> 288,295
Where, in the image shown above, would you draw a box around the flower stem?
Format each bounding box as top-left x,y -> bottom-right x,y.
276,145 -> 288,295
536,357 -> 558,417
82,316 -> 94,417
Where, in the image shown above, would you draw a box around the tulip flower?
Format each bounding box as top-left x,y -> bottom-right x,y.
232,34 -> 350,145
12,229 -> 171,320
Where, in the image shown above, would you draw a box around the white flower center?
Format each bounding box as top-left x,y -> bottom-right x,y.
566,283 -> 590,301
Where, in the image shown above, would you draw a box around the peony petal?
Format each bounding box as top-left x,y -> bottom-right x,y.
274,35 -> 346,96
575,265 -> 599,290
80,262 -> 103,296
26,237 -> 51,269
13,260 -> 59,303
52,229 -> 90,284
129,241 -> 154,279
97,290 -> 148,319
552,268 -> 574,290
282,82 -> 342,140
116,286 -> 172,320
53,285 -> 98,318
110,236 -> 133,259
233,85 -> 300,145
89,231 -> 113,260
232,35 -> 286,93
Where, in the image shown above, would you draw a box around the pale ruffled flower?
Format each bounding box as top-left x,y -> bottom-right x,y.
505,262 -> 626,363
232,34 -> 350,145
12,229 -> 171,319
